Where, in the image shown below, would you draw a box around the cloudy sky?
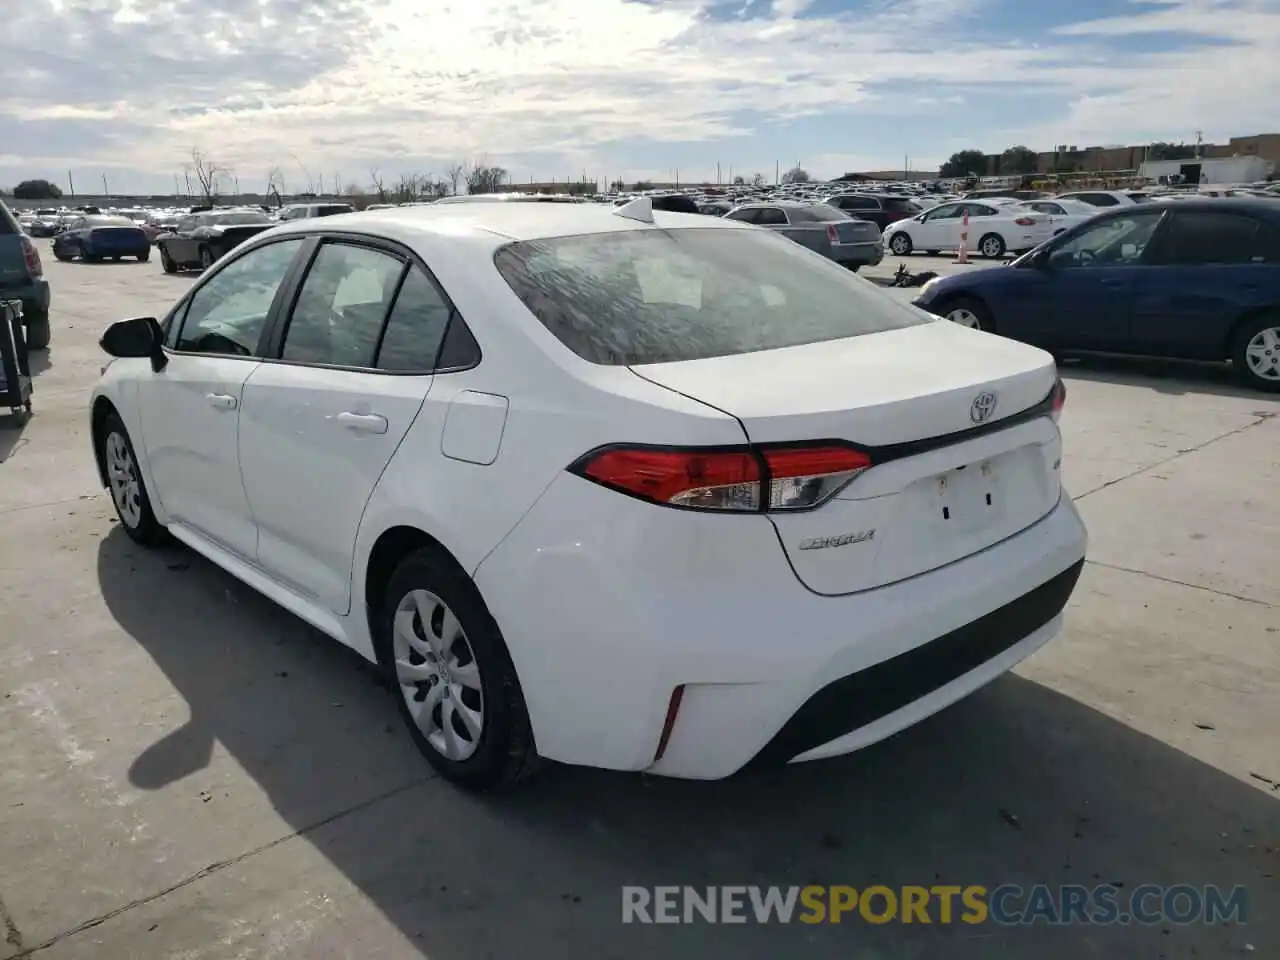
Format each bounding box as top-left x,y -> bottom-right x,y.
2,0 -> 1278,194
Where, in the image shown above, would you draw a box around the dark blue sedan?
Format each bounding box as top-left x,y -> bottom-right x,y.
911,198 -> 1280,391
51,215 -> 150,264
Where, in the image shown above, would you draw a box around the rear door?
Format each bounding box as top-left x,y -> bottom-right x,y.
1128,209 -> 1280,358
237,238 -> 447,613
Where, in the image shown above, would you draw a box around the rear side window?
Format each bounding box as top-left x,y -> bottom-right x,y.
839,196 -> 880,210
884,198 -> 921,213
281,243 -> 403,367
376,265 -> 453,372
756,208 -> 787,225
492,227 -> 928,365
1165,212 -> 1267,265
788,205 -> 849,223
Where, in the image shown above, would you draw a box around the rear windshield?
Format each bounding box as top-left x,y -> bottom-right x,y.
493,228 -> 928,365
205,212 -> 270,225
884,198 -> 922,213
787,205 -> 850,222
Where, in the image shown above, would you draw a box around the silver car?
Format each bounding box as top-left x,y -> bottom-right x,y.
724,201 -> 883,271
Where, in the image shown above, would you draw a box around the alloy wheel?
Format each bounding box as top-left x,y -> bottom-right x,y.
392,589 -> 485,761
890,234 -> 911,255
947,307 -> 982,329
105,431 -> 143,528
1244,325 -> 1280,382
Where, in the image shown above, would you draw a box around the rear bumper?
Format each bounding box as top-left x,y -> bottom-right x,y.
832,241 -> 884,267
476,475 -> 1087,779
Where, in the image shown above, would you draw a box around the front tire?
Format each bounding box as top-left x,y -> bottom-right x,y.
380,547 -> 539,791
99,412 -> 167,545
889,232 -> 913,256
199,246 -> 215,270
1231,315 -> 1280,392
159,246 -> 178,273
939,296 -> 995,332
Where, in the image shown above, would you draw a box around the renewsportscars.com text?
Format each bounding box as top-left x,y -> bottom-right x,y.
621,884 -> 1248,926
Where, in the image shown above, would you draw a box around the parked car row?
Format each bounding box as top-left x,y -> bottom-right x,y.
912,198 -> 1280,391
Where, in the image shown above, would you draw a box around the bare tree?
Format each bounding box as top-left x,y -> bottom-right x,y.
289,153 -> 319,194
188,147 -> 227,201
751,172 -> 766,187
465,158 -> 507,195
394,172 -> 419,204
445,162 -> 465,196
369,167 -> 387,203
266,165 -> 286,195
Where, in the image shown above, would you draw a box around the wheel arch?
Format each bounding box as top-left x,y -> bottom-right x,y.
936,292 -> 998,334
90,395 -> 118,487
363,525 -> 473,667
1223,305 -> 1280,359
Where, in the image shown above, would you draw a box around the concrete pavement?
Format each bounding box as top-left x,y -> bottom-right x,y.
0,254 -> 1275,959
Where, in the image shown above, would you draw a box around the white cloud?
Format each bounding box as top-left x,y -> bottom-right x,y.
2,0 -> 1279,183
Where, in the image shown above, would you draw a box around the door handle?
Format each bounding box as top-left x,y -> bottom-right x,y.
336,411 -> 389,434
206,393 -> 237,410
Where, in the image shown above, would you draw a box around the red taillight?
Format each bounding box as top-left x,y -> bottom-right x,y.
826,224 -> 838,242
1051,378 -> 1066,422
572,444 -> 872,512
1014,217 -> 1036,226
20,236 -> 42,278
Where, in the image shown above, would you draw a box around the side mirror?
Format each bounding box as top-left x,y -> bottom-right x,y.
1045,249 -> 1075,270
100,316 -> 167,372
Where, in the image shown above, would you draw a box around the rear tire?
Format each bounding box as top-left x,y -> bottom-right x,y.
978,233 -> 1006,259
160,246 -> 177,274
1230,314 -> 1280,393
199,246 -> 215,270
379,547 -> 540,791
137,250 -> 150,263
98,412 -> 167,546
23,307 -> 50,351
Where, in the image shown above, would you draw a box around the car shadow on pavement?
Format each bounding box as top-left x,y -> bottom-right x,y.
96,529 -> 1277,960
1058,354 -> 1274,401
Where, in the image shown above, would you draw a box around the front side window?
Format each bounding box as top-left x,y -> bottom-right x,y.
175,239 -> 304,355
493,227 -> 928,365
280,243 -> 404,367
756,207 -> 788,225
1051,212 -> 1163,268
925,203 -> 963,220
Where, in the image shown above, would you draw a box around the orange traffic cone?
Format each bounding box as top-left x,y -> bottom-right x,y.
953,210 -> 971,264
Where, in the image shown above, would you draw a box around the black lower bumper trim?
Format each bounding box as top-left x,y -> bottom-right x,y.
743,558 -> 1084,770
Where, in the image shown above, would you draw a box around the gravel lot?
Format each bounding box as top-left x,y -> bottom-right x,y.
0,252 -> 1276,959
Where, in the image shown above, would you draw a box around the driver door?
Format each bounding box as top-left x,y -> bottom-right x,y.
914,203 -> 963,248
135,238 -> 306,559
1030,209 -> 1168,349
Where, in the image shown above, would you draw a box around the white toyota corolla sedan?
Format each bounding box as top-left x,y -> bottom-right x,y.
90,198 -> 1087,790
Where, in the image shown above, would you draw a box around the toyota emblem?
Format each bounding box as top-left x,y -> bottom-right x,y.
970,391 -> 998,423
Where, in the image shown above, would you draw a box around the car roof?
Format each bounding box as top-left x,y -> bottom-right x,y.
1098,197 -> 1279,218
263,201 -> 754,248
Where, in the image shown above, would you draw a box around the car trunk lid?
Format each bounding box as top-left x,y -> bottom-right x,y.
630,322 -> 1063,594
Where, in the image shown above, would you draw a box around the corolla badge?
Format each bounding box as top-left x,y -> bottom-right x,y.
798,530 -> 876,551
970,391 -> 998,423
